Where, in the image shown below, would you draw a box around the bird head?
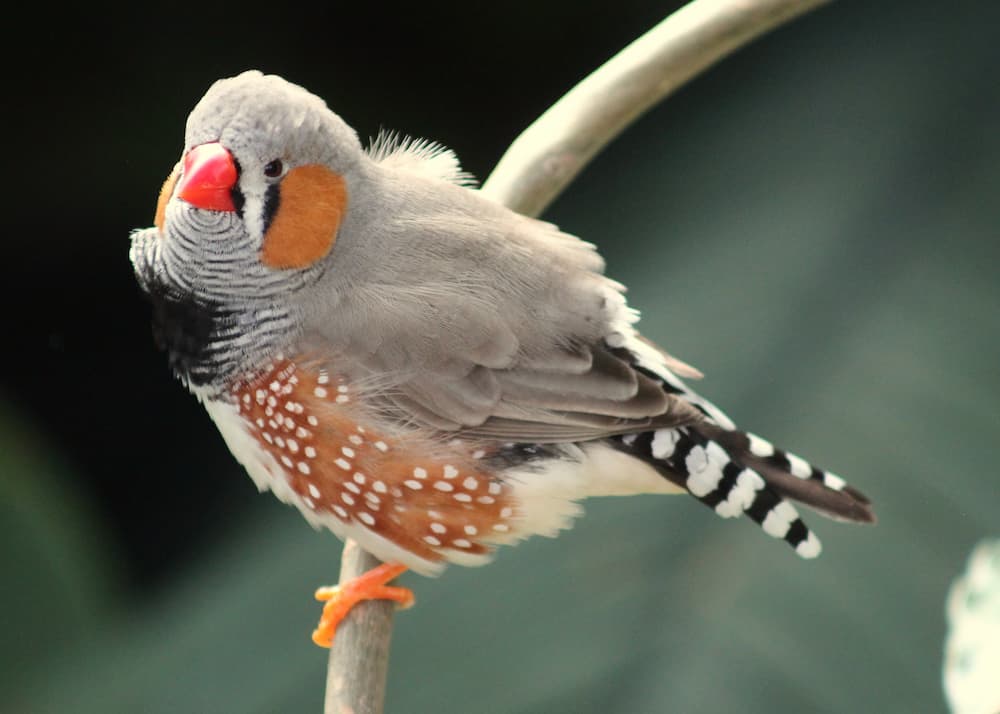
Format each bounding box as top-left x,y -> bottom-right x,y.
135,70 -> 362,299
129,71 -> 365,384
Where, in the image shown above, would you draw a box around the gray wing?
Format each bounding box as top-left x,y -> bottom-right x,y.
299,160 -> 704,442
379,341 -> 704,443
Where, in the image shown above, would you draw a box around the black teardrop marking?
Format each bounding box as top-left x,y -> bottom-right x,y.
262,183 -> 280,235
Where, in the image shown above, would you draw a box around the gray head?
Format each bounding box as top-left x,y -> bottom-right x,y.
129,71 -> 365,385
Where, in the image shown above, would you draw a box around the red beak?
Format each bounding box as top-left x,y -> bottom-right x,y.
175,142 -> 238,212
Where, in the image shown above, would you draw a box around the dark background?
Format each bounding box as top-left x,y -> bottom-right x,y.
3,2 -> 998,712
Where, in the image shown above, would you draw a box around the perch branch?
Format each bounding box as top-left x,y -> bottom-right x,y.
480,0 -> 832,216
324,541 -> 397,714
325,1 -> 831,712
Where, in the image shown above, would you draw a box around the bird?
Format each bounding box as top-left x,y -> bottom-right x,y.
130,70 -> 876,647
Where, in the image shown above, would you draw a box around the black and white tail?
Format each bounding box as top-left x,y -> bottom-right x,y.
617,341 -> 875,558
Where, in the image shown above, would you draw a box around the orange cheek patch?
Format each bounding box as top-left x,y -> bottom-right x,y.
154,163 -> 180,233
261,164 -> 348,269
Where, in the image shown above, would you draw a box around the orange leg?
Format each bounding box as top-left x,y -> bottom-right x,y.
311,563 -> 414,647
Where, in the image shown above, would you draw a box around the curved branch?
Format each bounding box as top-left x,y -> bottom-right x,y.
481,0 -> 831,216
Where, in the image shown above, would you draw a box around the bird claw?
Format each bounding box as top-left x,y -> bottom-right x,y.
311,563 -> 413,647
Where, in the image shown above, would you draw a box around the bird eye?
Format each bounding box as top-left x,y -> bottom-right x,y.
263,159 -> 284,178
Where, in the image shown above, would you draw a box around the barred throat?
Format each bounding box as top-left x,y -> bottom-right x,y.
149,293 -> 297,388
130,201 -> 318,388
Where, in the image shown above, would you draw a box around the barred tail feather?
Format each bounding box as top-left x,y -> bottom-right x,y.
619,427 -> 823,558
696,423 -> 876,525
615,337 -> 875,555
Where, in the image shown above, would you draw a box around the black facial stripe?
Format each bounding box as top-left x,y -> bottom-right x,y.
231,157 -> 245,217
262,183 -> 280,235
231,186 -> 245,217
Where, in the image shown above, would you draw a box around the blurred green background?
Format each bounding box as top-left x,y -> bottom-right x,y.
3,1 -> 998,712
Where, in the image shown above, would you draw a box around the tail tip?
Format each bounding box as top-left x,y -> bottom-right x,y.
796,531 -> 823,559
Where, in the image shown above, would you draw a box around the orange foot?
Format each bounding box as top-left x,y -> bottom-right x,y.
311,563 -> 414,647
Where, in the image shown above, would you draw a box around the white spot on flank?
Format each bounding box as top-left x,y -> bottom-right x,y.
452,539 -> 472,548
287,439 -> 299,453
308,483 -> 321,498
373,480 -> 387,493
313,386 -> 328,398
404,480 -> 422,490
353,472 -> 366,484
341,446 -> 355,458
336,394 -> 350,404
262,432 -> 273,444
434,481 -> 454,492
488,482 -> 502,495
464,525 -> 478,535
358,512 -> 376,526
443,465 -> 459,479
296,426 -> 310,439
374,441 -> 389,452
304,446 -> 317,459
365,492 -> 380,504
255,389 -> 267,404
280,455 -> 293,468
462,477 -> 477,490
297,461 -> 311,475
472,450 -> 485,459
345,481 -> 361,494
477,496 -> 495,504
453,493 -> 472,502
304,496 -> 315,509
307,415 -> 319,426
333,505 -> 348,519
430,523 -> 446,534
267,395 -> 277,408
423,535 -> 441,546
413,467 -> 428,479
356,426 -> 366,433
242,393 -> 251,404
500,507 -> 513,518
317,372 -> 329,385
428,511 -> 443,520
337,384 -> 349,393
492,524 -> 510,532
349,434 -> 364,445
269,381 -> 280,393
274,436 -> 285,448
341,493 -> 355,506
334,458 -> 351,470
255,418 -> 265,428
